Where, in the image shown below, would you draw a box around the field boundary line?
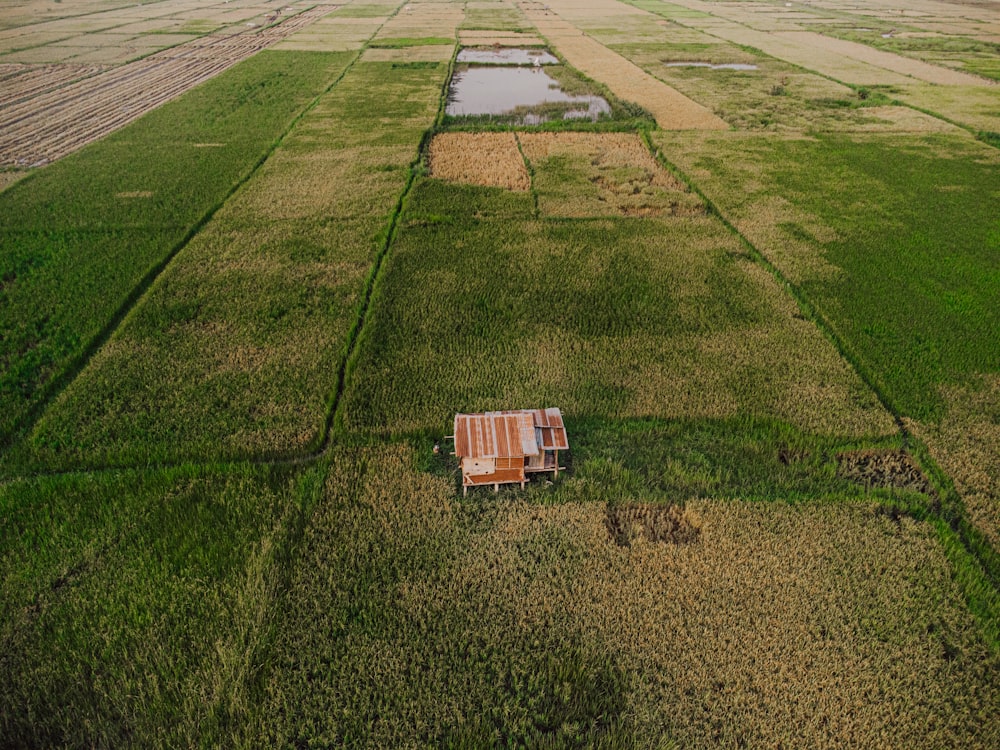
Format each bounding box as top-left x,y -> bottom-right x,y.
1,28 -> 389,456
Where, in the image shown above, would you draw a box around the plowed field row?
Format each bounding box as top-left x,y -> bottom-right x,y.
0,5 -> 336,167
0,63 -> 105,109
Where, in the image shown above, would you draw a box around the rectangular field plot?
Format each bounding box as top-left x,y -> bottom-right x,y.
338,172 -> 894,442
0,462 -> 318,749
653,128 -> 1000,543
25,61 -> 449,470
245,443 -> 1000,748
0,50 -> 353,446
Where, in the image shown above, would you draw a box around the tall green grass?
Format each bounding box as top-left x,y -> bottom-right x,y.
0,463 -> 319,748
338,177 -> 892,442
669,132 -> 1000,421
0,50 -> 354,443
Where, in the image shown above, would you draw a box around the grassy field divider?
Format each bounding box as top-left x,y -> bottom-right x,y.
323,39 -> 460,448
641,128 -> 1000,647
513,133 -> 541,218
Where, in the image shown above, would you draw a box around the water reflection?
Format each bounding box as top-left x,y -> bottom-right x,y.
446,66 -> 610,123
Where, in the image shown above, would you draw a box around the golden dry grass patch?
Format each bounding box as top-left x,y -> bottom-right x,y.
821,105 -> 967,134
417,492 -> 999,746
457,34 -> 545,46
651,131 -> 847,285
0,170 -> 26,192
518,132 -> 703,218
427,132 -> 530,191
780,30 -> 993,86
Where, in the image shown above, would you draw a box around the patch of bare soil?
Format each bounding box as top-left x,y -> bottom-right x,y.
837,449 -> 933,494
605,503 -> 702,547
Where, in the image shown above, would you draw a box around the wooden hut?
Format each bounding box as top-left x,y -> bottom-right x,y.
450,408 -> 568,495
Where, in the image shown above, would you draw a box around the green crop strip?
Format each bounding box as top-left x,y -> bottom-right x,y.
19,60 -> 450,473
0,461 -> 316,747
648,127 -> 1000,654
0,50 -> 355,446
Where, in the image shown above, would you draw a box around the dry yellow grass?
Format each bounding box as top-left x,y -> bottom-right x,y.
428,132 -> 530,191
0,170 -> 26,192
779,30 -> 993,86
260,443 -> 1000,746
458,30 -> 544,46
518,131 -> 704,218
361,44 -> 453,62
441,495 -> 998,746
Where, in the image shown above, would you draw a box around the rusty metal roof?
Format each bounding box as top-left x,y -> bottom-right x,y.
454,408 -> 567,459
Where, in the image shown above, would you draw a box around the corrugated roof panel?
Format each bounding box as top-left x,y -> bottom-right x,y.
516,412 -> 539,456
455,408 -> 567,457
496,414 -> 524,459
455,413 -> 497,459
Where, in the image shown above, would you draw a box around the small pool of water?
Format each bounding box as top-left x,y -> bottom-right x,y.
456,48 -> 560,65
665,61 -> 759,71
446,66 -> 610,123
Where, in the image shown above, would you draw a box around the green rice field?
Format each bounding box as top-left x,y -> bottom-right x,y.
2,0 -> 999,746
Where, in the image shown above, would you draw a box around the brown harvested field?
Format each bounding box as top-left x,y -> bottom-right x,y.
273,16 -> 385,52
518,131 -> 703,217
428,132 -> 529,191
0,63 -> 104,109
0,5 -> 337,167
374,0 -> 464,39
650,0 -> 1000,132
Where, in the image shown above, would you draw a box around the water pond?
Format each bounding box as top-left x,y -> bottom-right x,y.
446,65 -> 610,123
